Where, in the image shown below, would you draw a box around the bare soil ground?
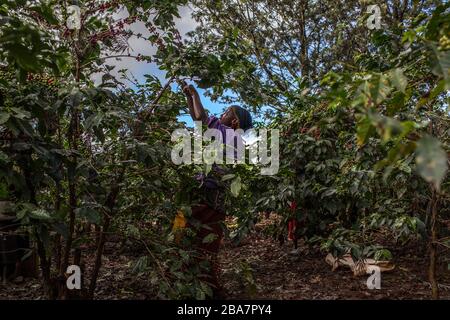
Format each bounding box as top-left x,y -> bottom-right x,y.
1,218 -> 449,300
220,232 -> 450,300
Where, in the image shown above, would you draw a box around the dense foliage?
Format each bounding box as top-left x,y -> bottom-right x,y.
0,0 -> 448,299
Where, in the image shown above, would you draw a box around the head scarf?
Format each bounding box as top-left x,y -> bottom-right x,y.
230,105 -> 253,131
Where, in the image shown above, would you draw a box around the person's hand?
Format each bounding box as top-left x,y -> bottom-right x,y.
182,83 -> 197,97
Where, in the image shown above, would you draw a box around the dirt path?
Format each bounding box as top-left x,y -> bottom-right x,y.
2,226 -> 450,300
220,231 -> 450,300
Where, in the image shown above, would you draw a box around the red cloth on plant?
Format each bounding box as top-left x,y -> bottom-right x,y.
288,201 -> 298,240
290,201 -> 297,212
288,219 -> 298,241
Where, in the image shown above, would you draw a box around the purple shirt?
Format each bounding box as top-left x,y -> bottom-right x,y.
206,115 -> 243,158
196,115 -> 243,190
206,115 -> 229,146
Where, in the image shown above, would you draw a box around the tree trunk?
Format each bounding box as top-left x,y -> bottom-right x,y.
298,1 -> 309,82
428,187 -> 439,299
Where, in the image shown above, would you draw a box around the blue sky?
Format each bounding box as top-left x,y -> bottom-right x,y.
99,5 -> 233,128
172,85 -> 231,127
150,64 -> 233,127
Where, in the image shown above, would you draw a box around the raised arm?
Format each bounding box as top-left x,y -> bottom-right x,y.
182,83 -> 208,124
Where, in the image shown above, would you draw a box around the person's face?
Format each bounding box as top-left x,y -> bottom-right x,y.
220,107 -> 237,127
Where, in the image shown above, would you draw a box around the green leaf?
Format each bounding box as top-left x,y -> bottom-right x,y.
356,116 -> 375,146
230,176 -> 242,197
401,29 -> 416,43
387,92 -> 405,115
132,256 -> 149,274
431,46 -> 450,79
0,183 -> 8,200
29,4 -> 59,25
11,107 -> 31,119
322,188 -> 337,197
75,207 -> 102,224
389,68 -> 407,93
195,288 -> 206,300
374,249 -> 392,261
200,281 -> 213,298
202,233 -> 218,244
416,135 -> 448,190
30,209 -> 52,220
0,112 -> 10,124
371,74 -> 391,105
0,150 -> 8,163
221,174 -> 235,182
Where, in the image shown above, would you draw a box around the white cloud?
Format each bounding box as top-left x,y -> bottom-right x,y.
174,5 -> 197,36
92,5 -> 198,87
